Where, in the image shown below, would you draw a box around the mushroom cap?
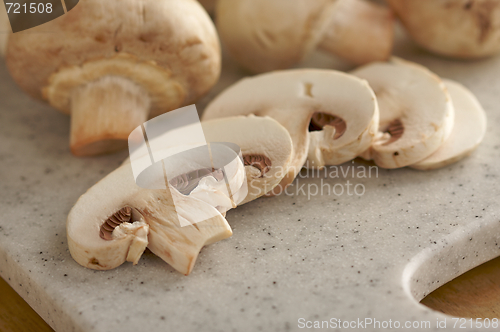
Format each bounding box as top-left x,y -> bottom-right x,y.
216,0 -> 336,73
202,115 -> 294,203
387,0 -> 500,58
6,0 -> 221,116
412,79 -> 487,170
352,58 -> 455,169
67,161 -> 238,275
202,69 -> 378,186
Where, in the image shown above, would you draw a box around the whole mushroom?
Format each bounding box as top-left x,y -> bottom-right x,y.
387,0 -> 500,58
6,0 -> 221,156
216,0 -> 394,73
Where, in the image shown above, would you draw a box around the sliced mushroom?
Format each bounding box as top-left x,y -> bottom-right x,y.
202,115 -> 294,203
202,69 -> 379,192
159,143 -> 247,216
387,0 -> 500,59
411,79 -> 487,170
68,154 -> 246,275
6,0 -> 220,156
352,58 -> 455,169
124,115 -> 294,203
216,0 -> 394,73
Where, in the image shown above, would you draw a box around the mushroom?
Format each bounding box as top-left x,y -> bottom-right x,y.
202,115 -> 294,203
68,115 -> 293,274
125,114 -> 294,203
68,148 -> 245,275
6,0 -> 221,156
411,79 -> 487,170
202,69 -> 379,192
216,0 -> 394,73
387,0 -> 500,58
352,58 -> 455,169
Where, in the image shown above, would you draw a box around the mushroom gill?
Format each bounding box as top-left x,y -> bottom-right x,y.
243,154 -> 272,177
100,207 -> 133,241
384,119 -> 405,145
309,112 -> 347,139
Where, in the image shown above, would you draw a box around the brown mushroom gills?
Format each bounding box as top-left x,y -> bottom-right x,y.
243,154 -> 272,177
309,112 -> 347,139
100,206 -> 133,241
383,119 -> 404,145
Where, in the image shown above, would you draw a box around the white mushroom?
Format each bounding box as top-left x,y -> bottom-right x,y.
67,151 -> 244,275
352,58 -> 455,169
412,79 -> 487,170
6,0 -> 220,156
216,0 -> 394,73
68,115 -> 292,274
202,115 -> 294,203
202,69 -> 379,192
387,0 -> 500,58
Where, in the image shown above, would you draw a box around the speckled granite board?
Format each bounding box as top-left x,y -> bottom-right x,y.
1,29 -> 500,332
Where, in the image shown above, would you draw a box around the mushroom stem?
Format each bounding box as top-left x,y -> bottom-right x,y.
319,0 -> 394,65
70,76 -> 151,156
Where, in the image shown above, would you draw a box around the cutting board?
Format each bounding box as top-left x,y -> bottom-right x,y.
1,27 -> 500,332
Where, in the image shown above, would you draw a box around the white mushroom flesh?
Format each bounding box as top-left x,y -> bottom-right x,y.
202,69 -> 379,189
352,58 -> 455,169
411,79 -> 487,170
202,115 -> 294,203
67,158 -> 245,275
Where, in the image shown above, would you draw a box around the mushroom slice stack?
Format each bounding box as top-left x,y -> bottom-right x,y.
216,0 -> 394,73
352,59 -> 455,169
68,116 -> 293,275
202,115 -> 294,203
202,69 -> 379,192
412,80 -> 487,170
6,0 -> 220,156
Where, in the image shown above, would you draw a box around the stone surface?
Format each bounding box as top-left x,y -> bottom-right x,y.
1,29 -> 500,332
